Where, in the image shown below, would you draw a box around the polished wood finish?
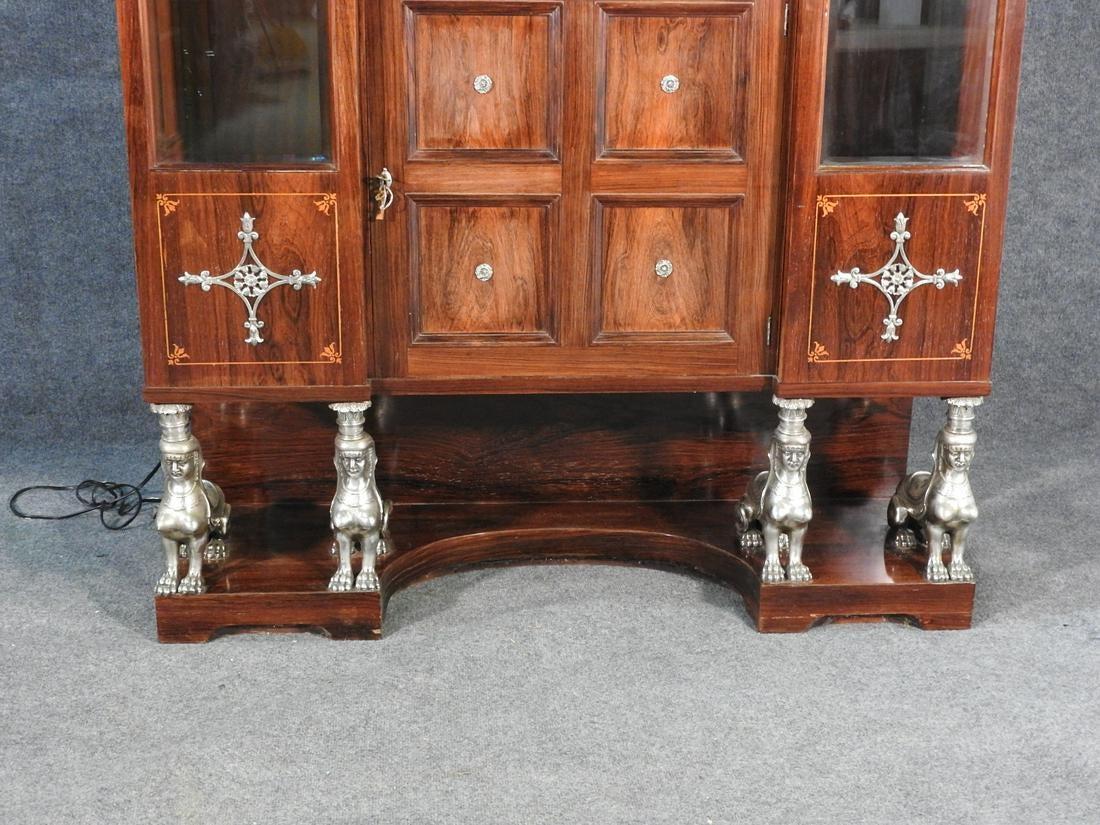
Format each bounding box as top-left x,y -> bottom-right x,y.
116,0 -> 371,390
598,3 -> 750,158
593,199 -> 740,341
155,498 -> 974,643
191,394 -> 913,506
411,197 -> 557,342
117,0 -> 1025,397
115,2 -> 1025,641
408,3 -> 561,158
775,0 -> 1028,397
371,0 -> 784,384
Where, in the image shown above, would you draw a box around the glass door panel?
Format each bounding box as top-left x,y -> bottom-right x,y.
822,0 -> 997,164
149,0 -> 331,164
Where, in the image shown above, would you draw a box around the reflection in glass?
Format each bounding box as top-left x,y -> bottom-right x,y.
823,0 -> 996,163
150,0 -> 331,164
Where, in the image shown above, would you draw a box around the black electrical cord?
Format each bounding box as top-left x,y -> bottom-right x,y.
8,463 -> 162,531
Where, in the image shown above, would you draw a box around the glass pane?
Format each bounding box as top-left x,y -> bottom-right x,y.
823,0 -> 996,164
150,0 -> 331,164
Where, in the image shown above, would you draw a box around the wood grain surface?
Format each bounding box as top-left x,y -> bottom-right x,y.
594,198 -> 740,341
411,197 -> 556,341
599,2 -> 750,158
775,0 -> 1028,396
409,3 -> 560,157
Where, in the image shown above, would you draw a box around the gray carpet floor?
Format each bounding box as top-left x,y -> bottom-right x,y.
2,1 -> 1099,823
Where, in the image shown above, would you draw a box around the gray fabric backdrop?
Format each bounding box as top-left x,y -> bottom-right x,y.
1,3 -> 1097,824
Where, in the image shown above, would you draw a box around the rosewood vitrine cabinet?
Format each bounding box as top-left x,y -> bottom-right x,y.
115,0 -> 1026,641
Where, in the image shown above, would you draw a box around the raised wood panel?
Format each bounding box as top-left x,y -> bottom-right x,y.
598,2 -> 750,159
410,197 -> 557,342
593,198 -> 740,342
370,0 -> 783,383
406,1 -> 562,158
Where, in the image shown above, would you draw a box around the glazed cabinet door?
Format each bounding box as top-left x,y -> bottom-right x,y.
368,0 -> 785,384
117,0 -> 369,396
775,0 -> 1027,397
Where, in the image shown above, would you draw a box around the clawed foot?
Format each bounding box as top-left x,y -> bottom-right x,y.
204,540 -> 228,563
890,528 -> 918,553
329,565 -> 354,592
761,558 -> 785,584
925,558 -> 950,584
377,534 -> 391,558
739,530 -> 763,554
949,559 -> 974,583
177,573 -> 206,595
154,573 -> 179,596
787,562 -> 813,583
355,568 -> 380,592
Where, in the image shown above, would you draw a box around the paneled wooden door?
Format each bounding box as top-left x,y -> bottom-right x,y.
366,0 -> 786,385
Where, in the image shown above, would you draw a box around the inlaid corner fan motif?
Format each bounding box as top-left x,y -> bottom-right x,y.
830,213 -> 962,343
177,212 -> 321,345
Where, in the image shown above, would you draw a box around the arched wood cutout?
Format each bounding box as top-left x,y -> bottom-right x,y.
154,500 -> 975,643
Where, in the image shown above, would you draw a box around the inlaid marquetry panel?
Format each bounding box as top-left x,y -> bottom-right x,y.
409,197 -> 558,343
592,198 -> 741,342
406,2 -> 562,159
156,192 -> 343,368
802,193 -> 987,371
597,2 -> 751,159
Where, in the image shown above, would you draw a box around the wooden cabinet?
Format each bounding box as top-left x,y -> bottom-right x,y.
116,0 -> 1027,640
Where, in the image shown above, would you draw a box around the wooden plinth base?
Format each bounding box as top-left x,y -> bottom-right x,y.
155,499 -> 974,642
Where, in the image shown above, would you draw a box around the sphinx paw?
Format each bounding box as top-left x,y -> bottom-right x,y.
355,569 -> 380,592
154,573 -> 179,596
739,530 -> 763,554
890,528 -> 919,552
761,558 -> 786,584
177,573 -> 206,595
328,566 -> 354,592
203,540 -> 228,563
787,562 -> 813,583
925,558 -> 950,584
949,559 -> 974,583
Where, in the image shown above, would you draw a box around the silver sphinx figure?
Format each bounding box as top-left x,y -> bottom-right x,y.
737,397 -> 815,584
888,397 -> 982,584
151,404 -> 230,596
328,402 -> 390,592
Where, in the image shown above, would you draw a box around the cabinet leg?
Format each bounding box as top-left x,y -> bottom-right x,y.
150,404 -> 230,597
328,402 -> 391,593
887,397 -> 982,583
737,397 -> 815,584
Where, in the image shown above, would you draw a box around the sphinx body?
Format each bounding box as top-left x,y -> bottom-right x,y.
328,402 -> 391,593
739,442 -> 814,583
889,438 -> 978,583
154,448 -> 230,596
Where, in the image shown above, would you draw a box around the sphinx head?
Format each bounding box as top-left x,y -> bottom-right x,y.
945,444 -> 974,471
935,427 -> 977,474
780,444 -> 809,472
164,450 -> 199,481
340,449 -> 367,478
